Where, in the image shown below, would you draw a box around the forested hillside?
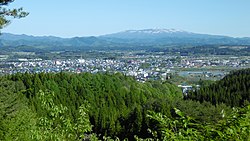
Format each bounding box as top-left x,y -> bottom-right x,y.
0,71 -> 249,140
2,72 -> 183,139
186,68 -> 250,107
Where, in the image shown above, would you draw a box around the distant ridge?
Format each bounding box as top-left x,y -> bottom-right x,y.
1,29 -> 250,51
0,33 -> 64,41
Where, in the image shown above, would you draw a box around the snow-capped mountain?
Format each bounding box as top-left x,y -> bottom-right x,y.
101,28 -> 212,39
124,28 -> 187,34
100,28 -> 250,45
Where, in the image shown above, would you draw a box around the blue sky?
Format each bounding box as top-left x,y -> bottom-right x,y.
2,0 -> 250,37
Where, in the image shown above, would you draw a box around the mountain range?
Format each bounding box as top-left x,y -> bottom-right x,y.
1,29 -> 250,51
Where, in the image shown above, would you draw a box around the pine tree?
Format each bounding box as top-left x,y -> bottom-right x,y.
0,0 -> 28,29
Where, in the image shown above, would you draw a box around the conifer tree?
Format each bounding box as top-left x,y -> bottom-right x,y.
0,0 -> 28,30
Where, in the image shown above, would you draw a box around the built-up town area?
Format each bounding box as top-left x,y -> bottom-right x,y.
1,53 -> 249,83
1,52 -> 250,94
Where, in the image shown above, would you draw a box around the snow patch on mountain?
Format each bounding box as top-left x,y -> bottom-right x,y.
124,28 -> 188,34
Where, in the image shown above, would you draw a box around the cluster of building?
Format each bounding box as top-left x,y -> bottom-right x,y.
0,54 -> 249,83
0,57 -> 173,82
179,56 -> 249,68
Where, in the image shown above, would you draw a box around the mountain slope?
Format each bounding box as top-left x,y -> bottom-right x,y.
1,29 -> 250,51
102,29 -> 204,39
101,29 -> 250,45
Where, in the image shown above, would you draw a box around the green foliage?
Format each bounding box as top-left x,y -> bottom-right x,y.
1,70 -> 249,140
210,106 -> 250,140
186,68 -> 250,107
0,77 -> 36,140
173,100 -> 231,124
198,79 -> 215,87
146,105 -> 250,140
7,72 -> 182,139
0,0 -> 28,29
2,106 -> 37,141
32,90 -> 93,141
147,108 -> 203,140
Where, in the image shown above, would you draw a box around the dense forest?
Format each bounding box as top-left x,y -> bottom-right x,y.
186,68 -> 250,107
0,69 -> 250,140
